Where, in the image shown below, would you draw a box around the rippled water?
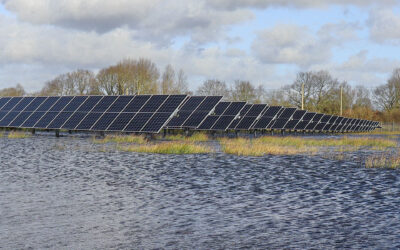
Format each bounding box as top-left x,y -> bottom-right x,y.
1,133 -> 400,249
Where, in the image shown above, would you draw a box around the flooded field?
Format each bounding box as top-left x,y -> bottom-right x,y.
1,133 -> 400,249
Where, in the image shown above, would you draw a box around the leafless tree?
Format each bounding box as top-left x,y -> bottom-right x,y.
196,79 -> 229,98
0,84 -> 26,96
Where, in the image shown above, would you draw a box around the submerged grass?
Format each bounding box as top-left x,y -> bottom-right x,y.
365,153 -> 400,169
93,134 -> 147,144
7,131 -> 31,139
120,141 -> 213,154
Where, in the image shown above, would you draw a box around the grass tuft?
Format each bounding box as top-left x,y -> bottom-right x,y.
365,154 -> 400,169
7,131 -> 31,139
93,134 -> 147,144
163,132 -> 210,142
120,142 -> 213,154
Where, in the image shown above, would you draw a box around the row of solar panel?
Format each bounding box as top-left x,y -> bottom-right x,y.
0,95 -> 188,133
0,95 -> 380,133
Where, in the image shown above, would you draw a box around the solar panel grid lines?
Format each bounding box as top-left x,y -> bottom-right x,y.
47,96 -> 89,129
292,110 -> 307,120
73,96 -> 106,131
197,116 -> 219,130
222,102 -> 246,116
1,97 -> 35,127
182,96 -> 222,128
237,104 -> 269,130
207,102 -> 247,131
0,97 -> 23,111
0,97 -> 12,110
87,96 -> 121,131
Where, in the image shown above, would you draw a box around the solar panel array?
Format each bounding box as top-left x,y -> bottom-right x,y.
0,95 -> 380,134
0,95 -> 187,133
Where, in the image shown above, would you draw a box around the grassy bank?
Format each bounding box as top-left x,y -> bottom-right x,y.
162,132 -> 210,142
219,136 -> 397,157
119,142 -> 212,154
7,131 -> 31,139
93,134 -> 147,144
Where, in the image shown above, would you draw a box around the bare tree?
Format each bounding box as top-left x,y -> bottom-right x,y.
196,79 -> 229,98
0,84 -> 26,96
161,64 -> 175,94
373,68 -> 400,111
230,80 -> 257,102
175,69 -> 189,94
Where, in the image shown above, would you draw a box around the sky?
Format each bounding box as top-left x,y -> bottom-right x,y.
1,0 -> 400,93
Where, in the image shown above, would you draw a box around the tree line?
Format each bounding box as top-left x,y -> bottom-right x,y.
1,57 -> 400,122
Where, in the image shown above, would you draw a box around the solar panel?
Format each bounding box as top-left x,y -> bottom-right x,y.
253,117 -> 274,129
236,117 -> 257,130
9,112 -> 33,127
34,112 -> 59,128
107,112 -> 137,131
278,108 -> 297,119
47,112 -> 74,129
262,106 -> 282,117
320,115 -> 331,123
49,96 -> 73,112
0,111 -> 8,121
91,113 -> 119,131
247,104 -> 267,116
62,112 -> 88,130
158,95 -> 187,113
140,95 -> 168,112
312,113 -> 324,122
197,96 -> 222,111
314,123 -> 326,131
211,116 -> 236,130
63,96 -> 88,112
271,118 -> 290,129
0,97 -> 11,110
141,113 -> 171,133
166,111 -> 191,127
124,113 -> 153,132
302,112 -> 316,121
284,119 -> 300,130
92,96 -> 118,112
12,97 -> 35,111
21,112 -> 46,128
182,96 -> 222,128
107,96 -> 135,112
223,102 -> 246,116
1,97 -> 23,111
214,102 -> 230,115
78,96 -> 103,112
76,112 -> 103,130
0,111 -> 19,126
294,120 -> 310,130
197,116 -> 219,130
36,97 -> 59,111
24,97 -> 47,111
179,96 -> 205,111
292,110 -> 307,120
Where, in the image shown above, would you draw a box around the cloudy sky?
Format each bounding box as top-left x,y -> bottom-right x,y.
1,0 -> 400,93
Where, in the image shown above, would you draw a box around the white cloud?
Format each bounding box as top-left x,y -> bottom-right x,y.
368,8 -> 400,44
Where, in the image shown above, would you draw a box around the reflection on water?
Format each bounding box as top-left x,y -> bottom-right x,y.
1,134 -> 400,249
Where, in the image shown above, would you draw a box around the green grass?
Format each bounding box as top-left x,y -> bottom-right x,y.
119,142 -> 213,154
163,132 -> 210,142
93,134 -> 147,144
365,153 -> 400,169
7,131 -> 31,139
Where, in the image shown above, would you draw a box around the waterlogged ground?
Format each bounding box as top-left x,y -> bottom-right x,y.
1,133 -> 400,249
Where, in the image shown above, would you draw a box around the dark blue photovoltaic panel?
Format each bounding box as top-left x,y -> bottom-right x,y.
252,117 -> 273,129
21,112 -> 46,127
271,118 -> 289,129
212,116 -> 235,130
180,96 -> 205,111
123,95 -> 150,112
107,112 -> 136,131
76,112 -> 103,130
34,112 -> 59,128
1,97 -> 22,111
214,102 -> 230,115
141,113 -> 171,132
239,104 -> 252,116
278,108 -> 297,119
12,97 -> 34,111
124,113 -> 153,132
328,116 -> 338,124
236,117 -> 257,130
315,123 -> 326,131
24,97 -> 47,111
321,115 -> 331,123
49,96 -> 73,112
47,112 -> 74,129
196,96 -> 222,111
284,119 -> 300,129
78,96 -> 103,112
305,122 -> 318,130
323,123 -> 334,131
223,102 -> 246,116
0,97 -> 11,110
62,112 -> 87,130
166,111 -> 191,127
0,111 -> 8,121
92,96 -> 118,112
182,112 -> 209,127
91,113 -> 119,131
198,116 -> 219,130
107,96 -> 135,112
0,111 -> 19,126
63,96 -> 88,112
140,95 -> 168,112
292,110 -> 306,120
10,112 -> 32,127
263,106 -> 282,117
302,112 -> 316,121
312,113 -> 324,122
246,104 -> 267,116
228,119 -> 240,129
294,120 -> 309,130
36,97 -> 59,111
158,95 -> 187,112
